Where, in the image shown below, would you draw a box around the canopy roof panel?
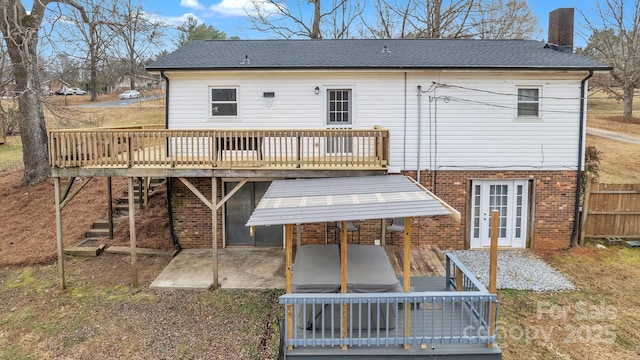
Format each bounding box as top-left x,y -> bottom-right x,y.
246,175 -> 459,226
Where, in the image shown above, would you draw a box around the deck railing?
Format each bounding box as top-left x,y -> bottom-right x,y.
48,127 -> 389,170
445,251 -> 488,292
280,253 -> 498,350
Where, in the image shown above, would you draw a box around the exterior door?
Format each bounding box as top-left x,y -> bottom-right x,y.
225,181 -> 282,247
470,180 -> 529,248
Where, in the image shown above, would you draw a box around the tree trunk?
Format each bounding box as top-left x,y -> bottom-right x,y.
623,82 -> 634,119
2,4 -> 51,186
310,0 -> 321,39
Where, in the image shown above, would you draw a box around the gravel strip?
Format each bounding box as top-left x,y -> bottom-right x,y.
447,250 -> 576,292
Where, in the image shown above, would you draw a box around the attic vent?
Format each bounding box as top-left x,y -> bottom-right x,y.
381,45 -> 390,53
241,54 -> 250,65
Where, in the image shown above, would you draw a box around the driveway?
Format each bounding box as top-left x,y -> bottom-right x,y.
586,127 -> 640,145
76,94 -> 165,108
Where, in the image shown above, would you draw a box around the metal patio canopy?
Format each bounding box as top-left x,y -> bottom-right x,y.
246,174 -> 460,351
246,175 -> 460,227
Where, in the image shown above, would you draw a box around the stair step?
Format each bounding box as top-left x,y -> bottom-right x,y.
85,228 -> 110,238
64,238 -> 106,257
93,219 -> 118,229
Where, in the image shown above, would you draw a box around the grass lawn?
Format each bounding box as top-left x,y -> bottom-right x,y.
497,247 -> 640,359
0,89 -> 639,359
0,135 -> 22,172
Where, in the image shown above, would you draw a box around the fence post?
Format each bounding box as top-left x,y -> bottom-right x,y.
579,174 -> 593,246
488,210 -> 499,348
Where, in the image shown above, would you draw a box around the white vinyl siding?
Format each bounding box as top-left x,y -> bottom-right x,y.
165,70 -> 586,171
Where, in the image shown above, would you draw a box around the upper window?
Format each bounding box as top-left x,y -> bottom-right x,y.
210,87 -> 237,117
327,89 -> 352,125
517,88 -> 540,117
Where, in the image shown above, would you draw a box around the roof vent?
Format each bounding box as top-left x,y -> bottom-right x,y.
381,45 -> 390,53
241,54 -> 250,65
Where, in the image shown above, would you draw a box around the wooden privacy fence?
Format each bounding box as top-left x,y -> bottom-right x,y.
580,182 -> 640,243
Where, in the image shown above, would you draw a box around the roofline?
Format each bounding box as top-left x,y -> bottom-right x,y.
147,65 -> 612,72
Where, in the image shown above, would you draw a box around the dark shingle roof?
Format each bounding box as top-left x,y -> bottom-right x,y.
147,39 -> 609,71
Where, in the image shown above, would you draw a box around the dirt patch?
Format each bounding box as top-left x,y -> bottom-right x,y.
0,169 -> 128,266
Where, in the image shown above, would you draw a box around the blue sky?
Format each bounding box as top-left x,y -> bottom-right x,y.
145,0 -> 593,46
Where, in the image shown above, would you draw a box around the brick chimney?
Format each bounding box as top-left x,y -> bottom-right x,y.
548,8 -> 574,53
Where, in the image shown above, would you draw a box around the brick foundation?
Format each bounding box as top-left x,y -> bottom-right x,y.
169,170 -> 577,250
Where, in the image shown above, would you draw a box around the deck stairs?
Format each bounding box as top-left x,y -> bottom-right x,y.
64,177 -> 165,256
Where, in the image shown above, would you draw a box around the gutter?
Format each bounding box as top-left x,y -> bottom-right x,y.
160,70 -> 180,251
571,70 -> 593,247
417,85 -> 422,183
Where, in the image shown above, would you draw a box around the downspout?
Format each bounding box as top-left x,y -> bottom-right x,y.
161,70 -> 169,129
571,70 -> 593,247
417,85 -> 422,183
160,70 -> 180,251
403,72 -> 407,170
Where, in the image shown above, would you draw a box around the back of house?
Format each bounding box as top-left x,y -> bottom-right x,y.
147,10 -> 608,251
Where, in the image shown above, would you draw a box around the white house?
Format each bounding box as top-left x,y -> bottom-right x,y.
144,11 -> 608,251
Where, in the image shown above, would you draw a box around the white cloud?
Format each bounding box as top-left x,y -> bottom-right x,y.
209,0 -> 282,17
159,13 -> 201,27
180,0 -> 205,11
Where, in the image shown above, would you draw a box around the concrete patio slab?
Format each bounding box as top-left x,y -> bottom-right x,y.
150,248 -> 285,290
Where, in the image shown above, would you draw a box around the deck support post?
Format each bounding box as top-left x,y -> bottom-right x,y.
128,177 -> 138,287
107,177 -> 114,239
340,221 -> 348,350
285,224 -> 294,351
488,210 -> 499,348
403,217 -> 412,350
54,177 -> 66,290
212,177 -> 219,290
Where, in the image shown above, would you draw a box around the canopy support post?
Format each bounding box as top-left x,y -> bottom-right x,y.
285,224 -> 294,350
212,176 -> 219,289
340,221 -> 348,350
403,216 -> 412,350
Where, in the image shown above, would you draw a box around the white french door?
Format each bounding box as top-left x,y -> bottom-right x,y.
470,180 -> 529,249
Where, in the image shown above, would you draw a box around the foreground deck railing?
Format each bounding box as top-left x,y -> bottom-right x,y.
279,253 -> 498,350
48,127 -> 389,170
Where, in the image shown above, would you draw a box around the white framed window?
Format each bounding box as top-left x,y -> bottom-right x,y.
516,87 -> 540,118
327,89 -> 352,125
210,87 -> 238,117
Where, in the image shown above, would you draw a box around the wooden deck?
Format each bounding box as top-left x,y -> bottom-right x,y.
385,245 -> 446,277
48,128 -> 390,178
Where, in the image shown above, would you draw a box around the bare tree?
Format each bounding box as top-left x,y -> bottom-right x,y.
249,0 -> 363,39
53,0 -> 119,100
468,0 -> 540,39
362,0 -> 539,40
407,0 -> 475,38
582,0 -> 640,119
360,0 -> 414,38
109,0 -> 165,90
0,0 -> 88,186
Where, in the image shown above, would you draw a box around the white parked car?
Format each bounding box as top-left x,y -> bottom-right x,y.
119,90 -> 140,99
70,87 -> 87,95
